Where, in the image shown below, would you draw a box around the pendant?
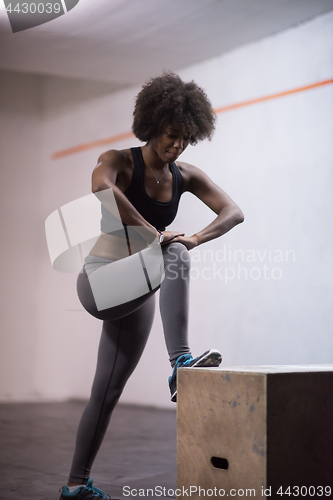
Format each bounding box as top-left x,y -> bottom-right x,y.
157,181 -> 160,184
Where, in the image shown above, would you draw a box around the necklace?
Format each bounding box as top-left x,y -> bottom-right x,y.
146,159 -> 168,184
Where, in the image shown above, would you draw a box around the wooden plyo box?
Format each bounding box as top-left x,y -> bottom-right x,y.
177,366 -> 333,499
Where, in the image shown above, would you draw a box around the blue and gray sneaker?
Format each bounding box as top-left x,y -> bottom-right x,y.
59,478 -> 111,499
168,349 -> 222,402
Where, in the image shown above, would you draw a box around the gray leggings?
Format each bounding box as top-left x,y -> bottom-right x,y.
69,242 -> 191,483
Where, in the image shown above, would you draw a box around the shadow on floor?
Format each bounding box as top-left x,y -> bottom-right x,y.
0,401 -> 177,500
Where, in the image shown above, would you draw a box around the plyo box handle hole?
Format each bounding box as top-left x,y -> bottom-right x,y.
211,456 -> 229,470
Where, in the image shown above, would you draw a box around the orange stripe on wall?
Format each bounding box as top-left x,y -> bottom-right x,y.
214,78 -> 333,113
52,131 -> 134,160
52,78 -> 333,160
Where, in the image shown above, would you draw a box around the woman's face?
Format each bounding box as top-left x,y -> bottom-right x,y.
150,125 -> 190,163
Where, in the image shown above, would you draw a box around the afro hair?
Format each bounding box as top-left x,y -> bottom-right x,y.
132,72 -> 216,145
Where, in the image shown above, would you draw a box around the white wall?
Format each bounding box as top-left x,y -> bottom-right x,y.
0,11 -> 332,407
176,11 -> 333,368
0,71 -> 45,400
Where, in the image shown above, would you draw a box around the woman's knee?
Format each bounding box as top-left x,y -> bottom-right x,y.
163,242 -> 191,275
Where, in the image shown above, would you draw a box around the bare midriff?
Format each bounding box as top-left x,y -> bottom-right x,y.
89,232 -> 149,261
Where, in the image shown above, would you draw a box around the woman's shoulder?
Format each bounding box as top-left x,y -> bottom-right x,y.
175,161 -> 204,191
97,148 -> 133,169
92,148 -> 135,192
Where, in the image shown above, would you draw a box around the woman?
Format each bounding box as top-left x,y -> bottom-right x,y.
59,72 -> 244,499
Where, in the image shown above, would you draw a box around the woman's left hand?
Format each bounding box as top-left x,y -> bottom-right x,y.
168,234 -> 198,251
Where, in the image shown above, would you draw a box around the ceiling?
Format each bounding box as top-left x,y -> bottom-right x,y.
0,0 -> 332,92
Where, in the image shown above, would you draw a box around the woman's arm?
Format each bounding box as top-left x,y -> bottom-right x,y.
172,162 -> 244,250
92,150 -> 159,243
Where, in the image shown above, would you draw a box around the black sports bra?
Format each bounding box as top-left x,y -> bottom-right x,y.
101,147 -> 184,237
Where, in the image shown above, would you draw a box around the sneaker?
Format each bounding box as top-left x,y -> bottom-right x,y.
59,478 -> 111,499
168,349 -> 222,402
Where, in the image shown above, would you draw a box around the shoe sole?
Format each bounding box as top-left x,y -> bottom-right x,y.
171,389 -> 177,402
191,349 -> 222,368
171,349 -> 222,402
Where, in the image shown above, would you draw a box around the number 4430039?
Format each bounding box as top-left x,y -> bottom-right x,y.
277,485 -> 331,496
5,3 -> 61,14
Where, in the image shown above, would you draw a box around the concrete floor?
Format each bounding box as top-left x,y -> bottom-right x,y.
0,401 -> 177,500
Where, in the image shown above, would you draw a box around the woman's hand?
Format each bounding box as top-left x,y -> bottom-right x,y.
162,232 -> 198,251
161,230 -> 185,244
